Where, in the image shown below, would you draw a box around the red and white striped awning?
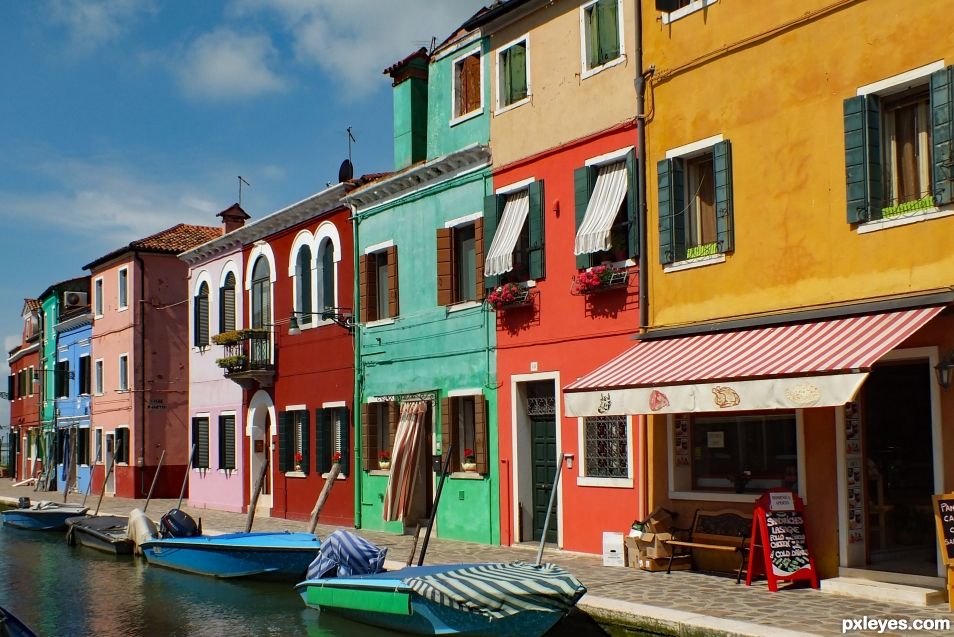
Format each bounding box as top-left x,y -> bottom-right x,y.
563,306 -> 943,416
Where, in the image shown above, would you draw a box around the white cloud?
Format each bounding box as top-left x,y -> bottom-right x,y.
230,0 -> 484,97
49,0 -> 157,53
177,28 -> 288,100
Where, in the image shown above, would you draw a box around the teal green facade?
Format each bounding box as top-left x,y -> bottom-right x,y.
39,294 -> 58,435
352,31 -> 497,544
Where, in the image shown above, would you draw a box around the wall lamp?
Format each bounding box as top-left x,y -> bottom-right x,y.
288,308 -> 355,335
936,351 -> 954,389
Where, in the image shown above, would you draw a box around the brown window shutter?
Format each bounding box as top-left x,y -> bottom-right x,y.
359,254 -> 370,323
388,402 -> 400,443
387,246 -> 399,317
463,54 -> 481,114
436,228 -> 453,306
361,403 -> 376,471
440,397 -> 455,472
474,218 -> 485,301
475,396 -> 488,474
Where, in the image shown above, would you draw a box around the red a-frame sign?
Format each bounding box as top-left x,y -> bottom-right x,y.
746,489 -> 819,591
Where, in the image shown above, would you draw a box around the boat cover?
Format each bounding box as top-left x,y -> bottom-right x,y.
307,530 -> 387,580
405,561 -> 586,619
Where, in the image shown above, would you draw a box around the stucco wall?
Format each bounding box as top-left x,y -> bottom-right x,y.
427,35 -> 491,158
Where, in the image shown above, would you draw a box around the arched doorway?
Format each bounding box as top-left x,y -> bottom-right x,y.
247,389 -> 275,515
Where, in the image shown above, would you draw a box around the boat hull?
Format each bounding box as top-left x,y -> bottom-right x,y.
1,505 -> 89,531
66,516 -> 134,555
140,531 -> 321,581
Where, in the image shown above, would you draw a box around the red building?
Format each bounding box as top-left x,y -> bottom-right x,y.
232,183 -> 362,526
8,299 -> 42,481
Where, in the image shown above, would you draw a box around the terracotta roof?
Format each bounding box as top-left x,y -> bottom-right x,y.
24,299 -> 40,312
383,47 -> 429,76
85,223 -> 222,271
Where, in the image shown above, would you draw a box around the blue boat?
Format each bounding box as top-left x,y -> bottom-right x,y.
0,605 -> 38,637
139,531 -> 322,581
0,501 -> 89,531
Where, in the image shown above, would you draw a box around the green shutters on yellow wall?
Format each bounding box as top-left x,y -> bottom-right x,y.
931,66 -> 954,206
843,94 -> 882,223
587,0 -> 620,68
657,158 -> 686,264
501,41 -> 528,106
713,140 -> 734,253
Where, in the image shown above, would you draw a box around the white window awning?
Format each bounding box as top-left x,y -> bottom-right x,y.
574,161 -> 627,255
484,189 -> 530,276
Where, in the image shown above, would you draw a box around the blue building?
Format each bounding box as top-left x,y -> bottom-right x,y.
54,298 -> 94,494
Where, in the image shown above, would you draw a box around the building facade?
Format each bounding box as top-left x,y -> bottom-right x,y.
8,300 -> 42,482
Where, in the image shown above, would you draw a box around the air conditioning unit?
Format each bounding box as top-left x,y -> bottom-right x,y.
63,291 -> 88,309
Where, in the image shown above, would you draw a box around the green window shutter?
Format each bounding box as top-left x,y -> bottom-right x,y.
218,415 -> 236,471
625,148 -> 639,259
7,375 -> 13,400
191,418 -> 200,468
712,140 -> 734,253
574,165 -> 596,269
596,0 -> 620,64
509,44 -> 528,104
586,4 -> 600,68
528,180 -> 546,280
657,159 -> 675,264
277,411 -> 292,473
843,95 -> 883,222
299,410 -> 310,476
197,418 -> 209,469
931,65 -> 954,206
483,194 -> 502,290
338,407 -> 350,476
316,409 -> 330,474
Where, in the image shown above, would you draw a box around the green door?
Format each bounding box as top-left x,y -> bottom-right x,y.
531,415 -> 558,543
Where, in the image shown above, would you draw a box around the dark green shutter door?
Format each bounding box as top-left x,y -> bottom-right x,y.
657,159 -> 674,264
316,409 -> 330,474
338,407 -> 350,476
931,66 -> 954,206
483,194 -> 501,291
299,411 -> 310,476
528,180 -> 545,280
574,166 -> 595,269
625,149 -> 639,259
277,411 -> 292,473
712,141 -> 734,253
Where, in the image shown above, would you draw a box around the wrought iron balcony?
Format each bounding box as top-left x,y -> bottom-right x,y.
213,329 -> 275,388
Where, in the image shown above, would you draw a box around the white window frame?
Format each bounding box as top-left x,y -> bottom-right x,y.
217,410 -> 238,473
118,353 -> 129,392
28,365 -> 35,397
450,47 -> 484,126
661,0 -> 718,25
192,271 -> 213,350
94,358 -> 104,396
495,34 -> 531,115
191,412 -> 211,471
576,415 -> 633,488
285,406 -> 308,478
78,354 -> 91,396
93,277 -> 104,318
117,266 -> 129,311
314,221 -> 342,325
579,0 -> 626,79
321,402 -> 349,480
94,427 -> 103,464
115,425 -> 130,465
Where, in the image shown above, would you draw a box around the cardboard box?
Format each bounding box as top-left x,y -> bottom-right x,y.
645,508 -> 673,533
639,555 -> 691,572
624,536 -> 641,568
602,531 -> 626,567
635,531 -> 673,559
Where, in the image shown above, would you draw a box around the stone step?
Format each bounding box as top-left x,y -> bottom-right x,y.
821,577 -> 946,607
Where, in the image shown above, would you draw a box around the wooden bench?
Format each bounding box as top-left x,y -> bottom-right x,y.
665,508 -> 752,583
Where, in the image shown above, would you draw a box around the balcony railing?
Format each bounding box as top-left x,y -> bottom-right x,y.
213,329 -> 274,388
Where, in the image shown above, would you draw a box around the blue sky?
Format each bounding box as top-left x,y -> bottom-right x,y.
0,0 -> 484,439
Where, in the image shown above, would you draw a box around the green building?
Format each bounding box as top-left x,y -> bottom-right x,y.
347,27 -> 498,543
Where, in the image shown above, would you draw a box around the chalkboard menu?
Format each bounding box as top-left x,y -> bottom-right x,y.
933,493 -> 954,566
746,489 -> 819,591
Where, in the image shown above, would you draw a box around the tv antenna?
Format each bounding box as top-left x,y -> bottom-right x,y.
237,175 -> 250,205
346,127 -> 356,164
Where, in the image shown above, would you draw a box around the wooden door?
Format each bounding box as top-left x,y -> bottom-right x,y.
531,415 -> 558,543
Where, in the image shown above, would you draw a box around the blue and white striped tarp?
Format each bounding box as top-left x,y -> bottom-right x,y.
307,530 -> 388,580
405,561 -> 586,620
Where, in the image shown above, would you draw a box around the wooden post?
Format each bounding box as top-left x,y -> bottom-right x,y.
176,445 -> 196,511
94,457 -> 116,516
245,457 -> 269,533
308,462 -> 341,536
143,449 -> 166,514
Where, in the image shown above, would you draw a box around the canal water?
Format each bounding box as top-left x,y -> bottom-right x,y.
0,513 -> 620,637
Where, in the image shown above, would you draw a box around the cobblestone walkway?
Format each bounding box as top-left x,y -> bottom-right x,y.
3,480 -> 953,636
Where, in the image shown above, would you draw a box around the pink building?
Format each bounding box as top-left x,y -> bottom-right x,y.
84,223 -> 222,499
179,205 -> 250,513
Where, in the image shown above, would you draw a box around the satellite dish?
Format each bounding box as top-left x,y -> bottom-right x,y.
338,159 -> 354,183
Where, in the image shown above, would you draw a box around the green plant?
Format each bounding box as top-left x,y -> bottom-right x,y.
212,328 -> 269,345
215,355 -> 247,370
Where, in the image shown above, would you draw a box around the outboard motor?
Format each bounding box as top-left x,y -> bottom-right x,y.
159,508 -> 199,538
17,497 -> 31,509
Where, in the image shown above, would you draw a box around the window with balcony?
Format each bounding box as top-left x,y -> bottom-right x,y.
250,257 -> 271,329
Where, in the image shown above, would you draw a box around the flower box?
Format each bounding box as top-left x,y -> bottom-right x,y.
572,265 -> 629,295
215,355 -> 247,371
487,283 -> 532,310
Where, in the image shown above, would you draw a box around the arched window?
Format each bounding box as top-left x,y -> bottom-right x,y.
194,282 -> 210,347
295,245 -> 313,325
219,272 -> 236,333
251,257 -> 271,329
318,238 -> 335,312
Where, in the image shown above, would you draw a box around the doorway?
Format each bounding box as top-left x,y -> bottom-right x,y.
863,360 -> 936,576
104,433 -> 115,494
247,390 -> 274,515
402,401 -> 434,533
512,377 -> 560,545
531,414 -> 558,543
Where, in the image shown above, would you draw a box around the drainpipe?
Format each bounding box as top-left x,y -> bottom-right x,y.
134,251 -> 147,497
349,203 -> 362,529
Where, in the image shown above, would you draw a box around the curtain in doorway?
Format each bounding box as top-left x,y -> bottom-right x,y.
383,401 -> 428,522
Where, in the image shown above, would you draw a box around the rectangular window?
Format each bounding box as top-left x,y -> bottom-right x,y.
574,152 -> 637,268
484,181 -> 545,287
118,267 -> 128,310
94,359 -> 104,395
316,406 -> 350,475
497,37 -> 529,109
79,355 -> 91,395
374,251 -> 389,320
55,360 -> 70,399
94,278 -> 103,316
218,414 -> 236,470
278,410 -> 310,474
28,366 -> 35,396
359,246 -> 399,323
192,416 -> 210,469
78,428 -> 90,465
883,89 -> 932,207
437,222 -> 481,305
118,354 -> 128,391
440,395 -> 487,474
115,427 -> 129,464
658,138 -> 733,263
453,50 -> 482,119
94,429 -> 103,463
583,415 -> 628,478
582,0 -> 622,73
362,401 -> 397,471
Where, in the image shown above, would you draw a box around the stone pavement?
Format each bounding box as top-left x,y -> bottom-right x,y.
2,479 -> 953,637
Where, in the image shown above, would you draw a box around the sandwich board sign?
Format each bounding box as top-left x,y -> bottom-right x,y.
746,489 -> 819,591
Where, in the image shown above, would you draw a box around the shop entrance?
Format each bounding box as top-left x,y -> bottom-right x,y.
863,361 -> 936,576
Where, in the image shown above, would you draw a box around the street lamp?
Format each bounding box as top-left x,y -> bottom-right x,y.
288,308 -> 355,335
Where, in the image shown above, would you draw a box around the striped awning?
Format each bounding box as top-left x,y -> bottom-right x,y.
484,189 -> 530,276
564,306 -> 943,416
574,160 -> 628,255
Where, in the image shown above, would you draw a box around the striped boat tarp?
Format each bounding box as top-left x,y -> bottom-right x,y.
307,530 -> 387,580
383,401 -> 427,522
405,561 -> 586,620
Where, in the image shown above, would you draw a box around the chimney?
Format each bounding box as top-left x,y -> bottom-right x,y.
385,47 -> 430,170
217,203 -> 251,234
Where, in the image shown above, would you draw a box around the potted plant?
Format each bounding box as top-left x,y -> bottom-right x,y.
294,451 -> 303,472
331,451 -> 341,465
378,450 -> 391,470
487,282 -> 530,310
572,264 -> 627,295
211,330 -> 243,346
215,354 -> 247,371
461,448 -> 477,472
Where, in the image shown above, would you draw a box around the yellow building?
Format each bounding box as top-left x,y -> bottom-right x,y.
565,0 -> 954,591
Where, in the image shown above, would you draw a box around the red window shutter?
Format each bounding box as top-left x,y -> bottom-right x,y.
436,228 -> 453,306
387,246 -> 399,317
359,254 -> 371,323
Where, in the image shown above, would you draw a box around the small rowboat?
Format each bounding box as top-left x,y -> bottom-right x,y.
66,515 -> 135,555
0,501 -> 89,531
